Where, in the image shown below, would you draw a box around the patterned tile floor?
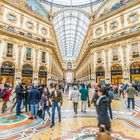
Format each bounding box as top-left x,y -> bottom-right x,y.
0,91 -> 140,140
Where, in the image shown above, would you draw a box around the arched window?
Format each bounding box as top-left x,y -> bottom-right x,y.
22,64 -> 33,76
1,62 -> 15,75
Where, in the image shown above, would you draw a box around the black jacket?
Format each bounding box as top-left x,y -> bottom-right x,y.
15,85 -> 24,99
96,95 -> 110,131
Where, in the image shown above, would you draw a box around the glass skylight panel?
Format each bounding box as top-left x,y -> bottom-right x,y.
53,9 -> 89,60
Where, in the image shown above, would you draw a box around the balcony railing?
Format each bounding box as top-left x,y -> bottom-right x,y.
6,53 -> 13,57
0,24 -> 54,46
88,25 -> 140,46
26,57 -> 31,60
132,53 -> 139,58
113,56 -> 118,61
42,59 -> 46,63
97,58 -> 102,63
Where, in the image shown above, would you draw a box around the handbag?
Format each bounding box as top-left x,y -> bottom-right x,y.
88,96 -> 91,108
97,127 -> 112,140
38,109 -> 42,118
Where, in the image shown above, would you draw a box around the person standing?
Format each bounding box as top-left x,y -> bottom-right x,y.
70,86 -> 80,114
15,83 -> 24,116
126,84 -> 136,109
96,88 -> 111,131
50,84 -> 63,128
79,84 -> 88,113
1,84 -> 11,113
107,86 -> 114,119
29,86 -> 40,119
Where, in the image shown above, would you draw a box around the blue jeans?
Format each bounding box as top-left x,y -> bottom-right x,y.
108,101 -> 113,119
16,99 -> 22,116
30,103 -> 38,117
51,102 -> 61,125
127,98 -> 135,109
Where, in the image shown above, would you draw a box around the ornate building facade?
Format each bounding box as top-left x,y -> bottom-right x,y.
0,0 -> 64,86
75,0 -> 140,84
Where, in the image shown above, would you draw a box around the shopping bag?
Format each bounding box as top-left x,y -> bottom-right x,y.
97,127 -> 112,140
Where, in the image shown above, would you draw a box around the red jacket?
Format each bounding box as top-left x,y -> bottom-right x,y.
2,90 -> 11,101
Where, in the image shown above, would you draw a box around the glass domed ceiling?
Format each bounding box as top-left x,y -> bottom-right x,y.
43,0 -> 99,6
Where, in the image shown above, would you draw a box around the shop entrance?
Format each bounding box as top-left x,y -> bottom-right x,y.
0,61 -> 15,85
96,66 -> 105,84
111,65 -> 123,84
38,66 -> 47,85
130,62 -> 140,82
22,64 -> 33,85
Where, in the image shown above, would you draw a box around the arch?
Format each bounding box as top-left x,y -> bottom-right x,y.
111,64 -> 122,71
130,62 -> 140,82
96,66 -> 105,72
22,64 -> 33,76
95,0 -> 134,20
22,64 -> 33,70
0,61 -> 15,76
53,8 -> 90,18
39,66 -> 47,76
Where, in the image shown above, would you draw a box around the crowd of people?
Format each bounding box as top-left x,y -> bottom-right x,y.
0,81 -> 139,131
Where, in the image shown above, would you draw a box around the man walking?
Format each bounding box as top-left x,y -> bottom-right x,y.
50,84 -> 63,128
79,84 -> 88,113
126,83 -> 136,109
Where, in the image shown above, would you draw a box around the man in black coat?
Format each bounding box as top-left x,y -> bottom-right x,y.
15,83 -> 24,116
96,88 -> 111,131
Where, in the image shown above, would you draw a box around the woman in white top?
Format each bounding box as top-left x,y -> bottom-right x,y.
70,86 -> 80,114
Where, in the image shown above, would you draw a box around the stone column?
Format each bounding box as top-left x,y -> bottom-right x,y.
104,49 -> 111,83
33,48 -> 39,85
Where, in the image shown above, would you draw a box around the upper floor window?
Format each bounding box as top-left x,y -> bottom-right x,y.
95,28 -> 102,35
42,28 -> 47,35
8,14 -> 16,23
6,43 -> 13,57
42,52 -> 46,63
27,22 -> 33,30
132,43 -> 139,58
110,21 -> 118,30
112,48 -> 118,61
97,52 -> 102,63
129,13 -> 138,23
26,48 -> 31,60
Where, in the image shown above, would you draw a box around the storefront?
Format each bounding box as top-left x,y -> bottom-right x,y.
111,65 -> 123,84
130,62 -> 140,82
0,61 -> 15,85
22,64 -> 33,84
38,66 -> 47,85
96,66 -> 105,84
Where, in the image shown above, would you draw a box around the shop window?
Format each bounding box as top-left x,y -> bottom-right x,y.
129,13 -> 138,23
132,43 -> 139,58
110,21 -> 118,30
97,52 -> 102,63
27,22 -> 33,30
26,48 -> 31,60
6,43 -> 13,57
8,14 -> 16,23
42,52 -> 46,63
95,28 -> 102,35
112,48 -> 118,61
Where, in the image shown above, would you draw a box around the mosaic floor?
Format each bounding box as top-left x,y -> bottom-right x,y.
0,90 -> 140,140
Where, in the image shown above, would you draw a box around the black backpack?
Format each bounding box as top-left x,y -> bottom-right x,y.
0,89 -> 7,98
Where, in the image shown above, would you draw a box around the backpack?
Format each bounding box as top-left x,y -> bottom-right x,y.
108,90 -> 114,101
0,89 -> 7,98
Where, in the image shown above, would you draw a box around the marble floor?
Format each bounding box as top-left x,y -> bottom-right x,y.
0,90 -> 140,140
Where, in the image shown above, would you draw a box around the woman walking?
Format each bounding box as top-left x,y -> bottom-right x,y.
70,86 -> 80,114
96,88 -> 111,131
